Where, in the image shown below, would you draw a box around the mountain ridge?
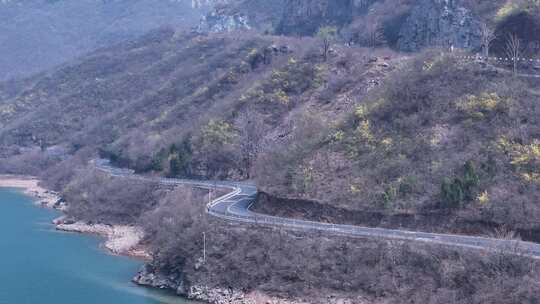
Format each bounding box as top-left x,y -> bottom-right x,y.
0,0 -> 206,80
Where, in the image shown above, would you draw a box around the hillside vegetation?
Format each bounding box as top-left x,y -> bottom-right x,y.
49,169 -> 540,304
1,1 -> 540,303
257,52 -> 540,238
0,27 -> 394,177
1,22 -> 540,238
0,0 -> 540,304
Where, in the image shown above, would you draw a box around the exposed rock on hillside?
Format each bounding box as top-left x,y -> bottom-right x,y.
202,0 -> 489,52
200,7 -> 252,32
397,0 -> 482,51
199,0 -> 286,33
276,0 -> 355,36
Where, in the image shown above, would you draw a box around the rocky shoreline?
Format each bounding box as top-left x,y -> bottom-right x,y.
0,175 -> 61,209
132,264 -> 318,304
54,217 -> 151,260
0,175 -> 149,259
132,264 -> 368,304
0,175 -> 358,304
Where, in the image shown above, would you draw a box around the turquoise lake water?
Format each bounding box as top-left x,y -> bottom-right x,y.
0,187 -> 197,304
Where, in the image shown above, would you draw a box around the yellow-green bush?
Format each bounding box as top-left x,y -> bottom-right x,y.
331,130 -> 345,142
354,105 -> 369,120
456,93 -> 508,120
498,137 -> 540,182
356,119 -> 375,144
272,89 -> 290,105
476,191 -> 490,206
201,120 -> 236,148
239,58 -> 325,106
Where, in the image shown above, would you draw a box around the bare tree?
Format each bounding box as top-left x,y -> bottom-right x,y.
505,33 -> 521,76
317,26 -> 338,61
363,22 -> 386,49
480,23 -> 496,59
531,41 -> 540,56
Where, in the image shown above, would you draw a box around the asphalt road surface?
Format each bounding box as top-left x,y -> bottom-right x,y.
94,159 -> 540,258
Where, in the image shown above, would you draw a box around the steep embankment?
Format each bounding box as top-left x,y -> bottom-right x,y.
255,52 -> 540,239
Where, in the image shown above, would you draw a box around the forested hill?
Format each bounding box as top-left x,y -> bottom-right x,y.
1,1 -> 540,303
1,0 -> 539,235
0,0 -> 207,81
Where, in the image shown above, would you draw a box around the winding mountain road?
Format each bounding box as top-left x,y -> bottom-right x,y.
95,159 -> 540,257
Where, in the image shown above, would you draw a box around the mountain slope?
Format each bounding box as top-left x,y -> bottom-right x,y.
0,0 -> 206,80
2,22 -> 540,238
1,4 -> 540,303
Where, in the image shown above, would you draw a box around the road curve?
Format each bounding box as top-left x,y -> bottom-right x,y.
94,159 -> 540,258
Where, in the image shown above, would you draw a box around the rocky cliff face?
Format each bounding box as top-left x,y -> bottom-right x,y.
200,11 -> 251,32
276,0 -> 355,36
199,0 -> 285,33
201,0 -> 484,52
397,0 -> 482,51
200,0 -> 372,35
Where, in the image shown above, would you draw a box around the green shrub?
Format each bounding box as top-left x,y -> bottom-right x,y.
441,178 -> 465,208
382,185 -> 398,208
463,160 -> 480,199
151,148 -> 167,171
398,175 -> 418,197
440,161 -> 480,208
166,139 -> 193,177
246,48 -> 264,69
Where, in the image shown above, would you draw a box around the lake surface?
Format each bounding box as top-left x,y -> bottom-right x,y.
0,187 -> 197,304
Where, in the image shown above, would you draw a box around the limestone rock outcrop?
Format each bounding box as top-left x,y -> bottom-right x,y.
200,0 -> 484,52
397,0 -> 482,51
